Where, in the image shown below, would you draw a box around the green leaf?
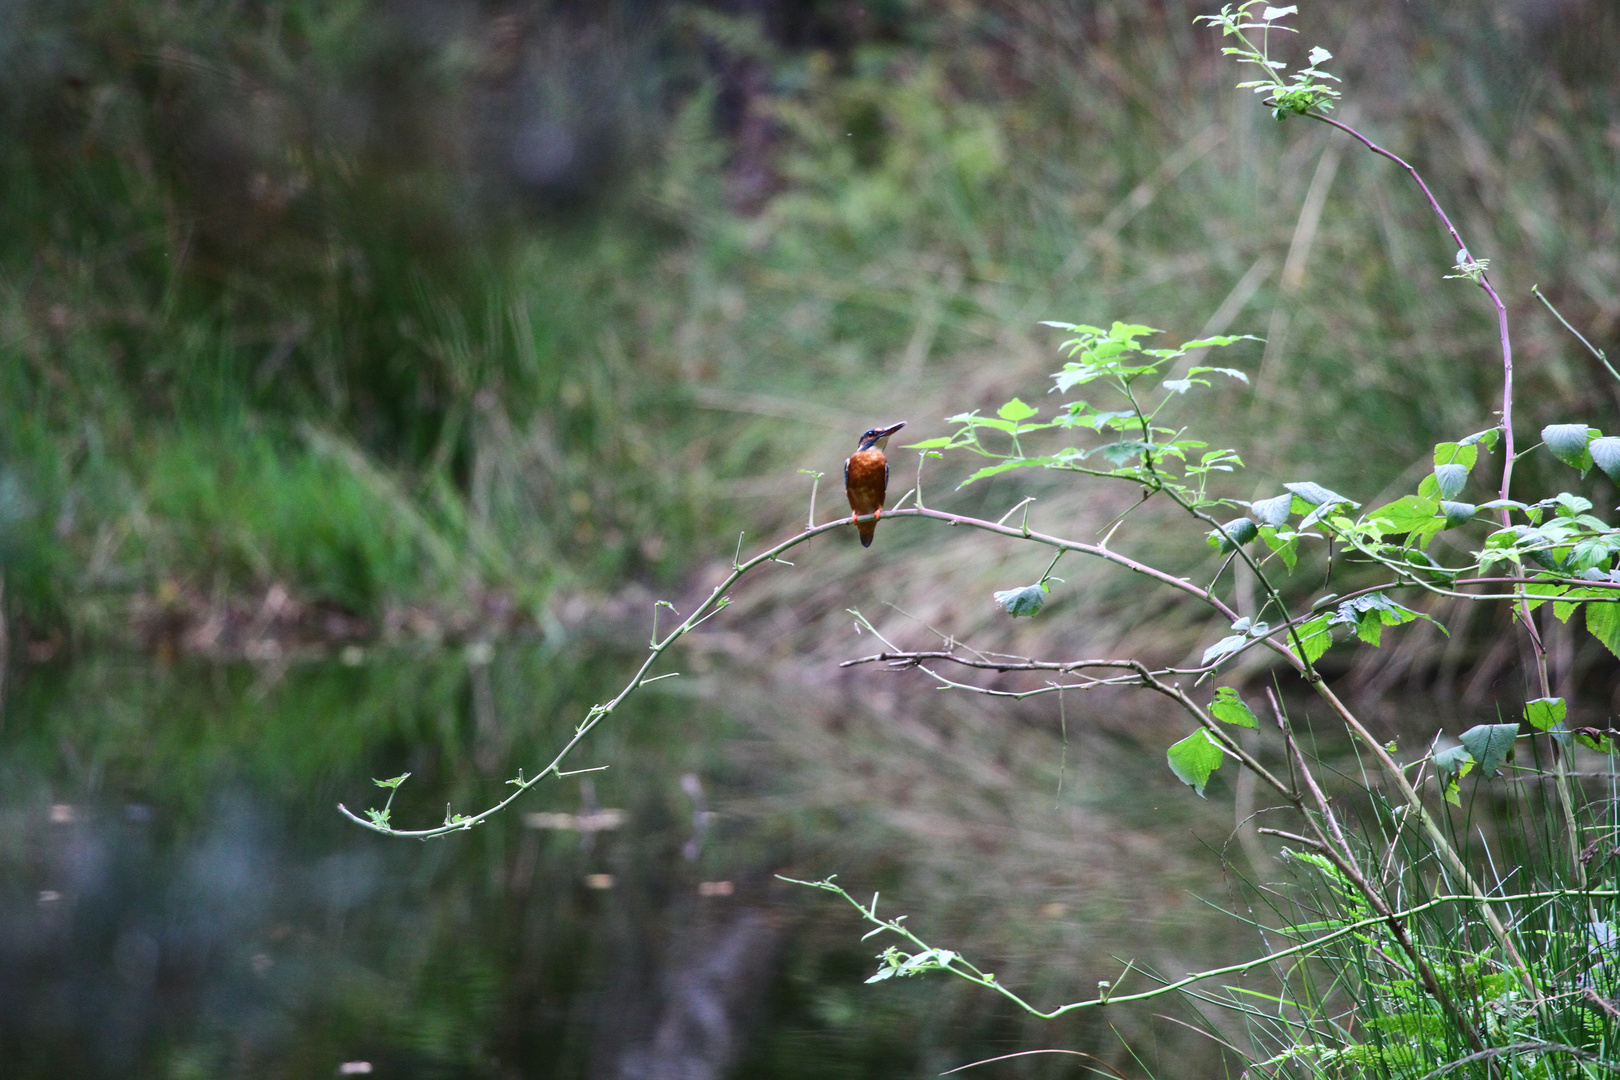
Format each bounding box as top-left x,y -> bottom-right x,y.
1432,743 -> 1473,805
1259,525 -> 1298,571
1542,423 -> 1596,472
1202,634 -> 1248,666
1211,687 -> 1259,728
1364,495 -> 1445,546
1588,601 -> 1620,660
1186,365 -> 1250,384
1523,698 -> 1567,731
1440,501 -> 1476,529
1208,517 -> 1259,553
374,773 -> 411,789
1433,463 -> 1468,500
1291,614 -> 1333,664
1591,436 -> 1620,484
1458,723 -> 1519,778
1250,493 -> 1293,526
997,398 -> 1038,422
1286,481 -> 1355,509
1365,495 -> 1439,533
1574,728 -> 1614,754
993,584 -> 1047,618
903,437 -> 955,449
1433,441 -> 1479,471
1524,581 -> 1568,613
1167,730 -> 1226,797
1433,744 -> 1473,779
960,456 -> 1059,486
1100,440 -> 1152,465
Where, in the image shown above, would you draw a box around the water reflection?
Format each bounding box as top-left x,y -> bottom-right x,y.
0,647 -> 1246,1078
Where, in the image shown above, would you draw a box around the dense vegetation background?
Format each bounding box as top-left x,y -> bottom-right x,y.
2,0 -> 1617,663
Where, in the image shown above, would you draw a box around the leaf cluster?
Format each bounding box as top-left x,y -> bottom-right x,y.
1197,4 -> 1342,120
906,321 -> 1257,511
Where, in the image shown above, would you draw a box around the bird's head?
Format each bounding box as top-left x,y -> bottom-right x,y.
856,421 -> 906,452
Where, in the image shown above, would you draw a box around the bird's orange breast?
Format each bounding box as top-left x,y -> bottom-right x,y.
844,449 -> 888,514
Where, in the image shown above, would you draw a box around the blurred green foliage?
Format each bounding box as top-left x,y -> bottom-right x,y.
1,0 -> 1616,651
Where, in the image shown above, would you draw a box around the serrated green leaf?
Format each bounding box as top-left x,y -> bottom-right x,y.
1433,463 -> 1468,500
1591,436 -> 1620,484
1524,581 -> 1568,613
1365,495 -> 1440,536
1523,697 -> 1567,731
1588,601 -> 1620,660
1459,723 -> 1519,778
960,457 -> 1058,486
903,437 -> 955,449
1211,686 -> 1259,728
1291,614 -> 1333,664
1286,481 -> 1354,508
1433,441 -> 1479,471
997,398 -> 1038,422
1259,526 -> 1298,571
1167,730 -> 1226,797
1543,423 -> 1595,472
1251,493 -> 1293,526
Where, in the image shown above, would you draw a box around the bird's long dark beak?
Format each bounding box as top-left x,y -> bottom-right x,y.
874,421 -> 906,439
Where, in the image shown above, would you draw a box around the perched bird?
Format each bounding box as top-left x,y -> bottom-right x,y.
845,421 -> 905,547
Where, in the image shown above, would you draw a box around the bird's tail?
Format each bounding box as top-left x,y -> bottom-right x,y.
858,518 -> 877,547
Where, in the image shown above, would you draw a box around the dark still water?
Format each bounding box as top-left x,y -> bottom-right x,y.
0,644 -> 1248,1079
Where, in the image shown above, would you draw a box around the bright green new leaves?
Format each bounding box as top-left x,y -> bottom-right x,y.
866,946 -> 958,984
1167,729 -> 1227,797
1523,698 -> 1566,731
1458,723 -> 1518,778
993,583 -> 1047,617
997,398 -> 1038,423
1364,495 -> 1447,548
1211,687 -> 1259,728
366,772 -> 412,827
1198,3 -> 1342,120
915,320 -> 1256,508
1542,423 -> 1600,473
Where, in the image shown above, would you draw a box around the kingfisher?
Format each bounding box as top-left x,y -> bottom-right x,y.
845,421 -> 905,547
